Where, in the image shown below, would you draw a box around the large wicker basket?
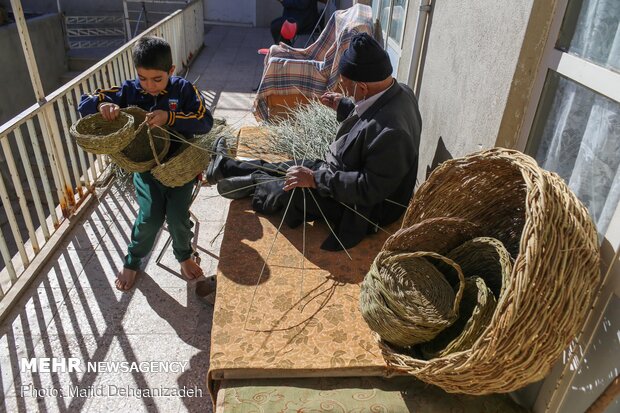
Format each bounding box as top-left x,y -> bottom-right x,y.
109,107 -> 171,173
379,148 -> 600,394
70,111 -> 135,154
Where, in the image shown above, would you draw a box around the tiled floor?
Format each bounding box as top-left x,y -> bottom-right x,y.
0,24 -> 264,413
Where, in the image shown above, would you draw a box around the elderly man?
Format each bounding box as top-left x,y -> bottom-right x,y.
206,33 -> 422,250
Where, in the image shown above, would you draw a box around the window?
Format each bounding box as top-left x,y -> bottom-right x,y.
528,72 -> 620,235
557,0 -> 620,73
388,0 -> 407,46
527,0 -> 620,236
373,0 -> 409,47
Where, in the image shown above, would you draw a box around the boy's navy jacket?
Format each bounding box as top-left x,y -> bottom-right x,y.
78,76 -> 213,142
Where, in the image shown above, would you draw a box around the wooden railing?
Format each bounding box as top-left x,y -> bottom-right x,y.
0,0 -> 203,317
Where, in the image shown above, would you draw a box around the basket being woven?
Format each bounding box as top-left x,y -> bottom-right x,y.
151,121 -> 233,188
380,148 -> 600,394
421,276 -> 497,359
109,107 -> 171,173
70,111 -> 135,154
360,250 -> 465,348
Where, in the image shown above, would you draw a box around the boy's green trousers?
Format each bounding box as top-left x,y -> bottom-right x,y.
124,171 -> 196,270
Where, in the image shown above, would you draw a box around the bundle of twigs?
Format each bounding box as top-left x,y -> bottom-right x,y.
109,163 -> 135,196
263,100 -> 339,161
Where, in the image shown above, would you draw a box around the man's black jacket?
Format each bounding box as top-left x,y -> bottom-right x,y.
313,81 -> 422,248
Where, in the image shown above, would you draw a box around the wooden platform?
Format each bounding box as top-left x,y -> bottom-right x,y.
207,126 -> 397,399
234,126 -> 288,162
207,198 -> 397,387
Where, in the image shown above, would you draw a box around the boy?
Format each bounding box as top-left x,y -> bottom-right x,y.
79,36 -> 213,291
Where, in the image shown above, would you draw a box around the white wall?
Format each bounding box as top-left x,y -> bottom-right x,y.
413,0 -> 536,183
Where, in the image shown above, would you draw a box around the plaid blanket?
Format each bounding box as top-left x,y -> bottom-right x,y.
253,4 -> 373,121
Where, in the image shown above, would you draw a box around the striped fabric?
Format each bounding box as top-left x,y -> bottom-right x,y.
253,4 -> 373,121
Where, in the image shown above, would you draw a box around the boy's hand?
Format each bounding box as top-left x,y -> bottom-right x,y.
98,103 -> 120,121
320,92 -> 343,111
146,110 -> 169,128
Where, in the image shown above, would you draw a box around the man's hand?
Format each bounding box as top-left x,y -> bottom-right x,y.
320,92 -> 343,111
283,166 -> 317,191
98,103 -> 120,121
146,110 -> 169,128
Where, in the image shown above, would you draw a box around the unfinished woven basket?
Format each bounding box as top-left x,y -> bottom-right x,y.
70,111 -> 135,154
151,121 -> 233,188
382,217 -> 483,287
442,237 -> 512,299
109,107 -> 171,173
360,250 -> 465,348
383,217 -> 482,255
421,276 -> 497,359
380,148 -> 600,394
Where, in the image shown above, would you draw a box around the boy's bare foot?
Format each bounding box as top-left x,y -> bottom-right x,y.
180,258 -> 203,280
116,268 -> 138,291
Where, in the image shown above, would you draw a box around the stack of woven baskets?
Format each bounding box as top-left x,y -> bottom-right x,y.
360,148 -> 600,394
70,109 -> 233,187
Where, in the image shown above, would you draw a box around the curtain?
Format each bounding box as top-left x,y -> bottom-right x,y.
565,0 -> 620,72
535,0 -> 620,236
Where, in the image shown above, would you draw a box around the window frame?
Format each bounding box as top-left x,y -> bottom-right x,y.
372,0 -> 409,49
517,0 -> 620,153
519,0 -> 620,411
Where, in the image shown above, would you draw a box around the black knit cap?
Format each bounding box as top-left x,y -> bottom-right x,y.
338,33 -> 392,82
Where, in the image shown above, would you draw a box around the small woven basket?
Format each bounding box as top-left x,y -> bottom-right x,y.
380,148 -> 600,394
442,237 -> 512,299
109,107 -> 171,173
421,276 -> 497,359
70,111 -> 135,154
151,121 -> 233,188
360,250 -> 465,348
